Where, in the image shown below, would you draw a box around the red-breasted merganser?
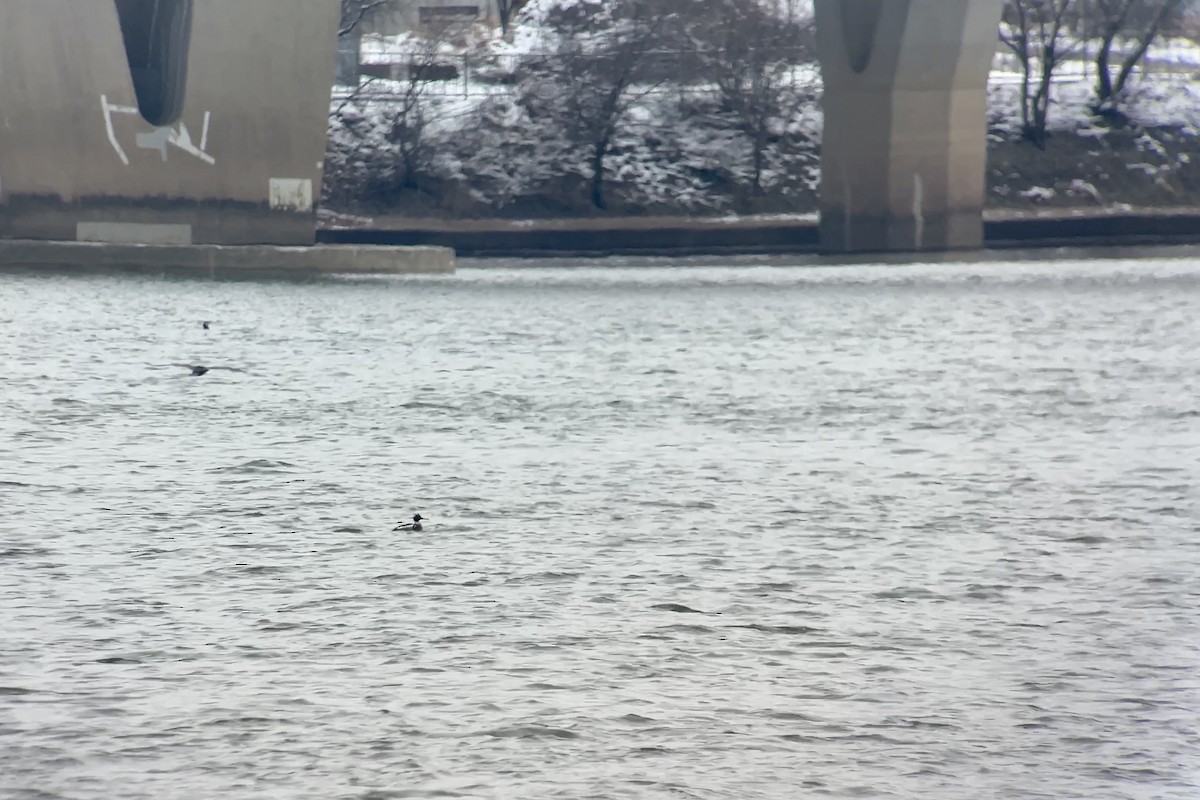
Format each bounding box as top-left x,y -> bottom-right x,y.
394,514 -> 424,532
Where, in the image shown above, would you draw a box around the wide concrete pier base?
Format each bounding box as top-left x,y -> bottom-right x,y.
815,0 -> 1003,253
0,241 -> 455,277
0,1 -> 340,246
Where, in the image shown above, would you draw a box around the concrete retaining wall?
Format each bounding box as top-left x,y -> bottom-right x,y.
316,211 -> 1200,258
0,240 -> 455,277
0,0 -> 340,245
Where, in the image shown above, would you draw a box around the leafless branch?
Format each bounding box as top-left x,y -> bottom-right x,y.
340,0 -> 392,37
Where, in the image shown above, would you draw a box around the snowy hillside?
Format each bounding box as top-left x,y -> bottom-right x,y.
324,2 -> 1200,218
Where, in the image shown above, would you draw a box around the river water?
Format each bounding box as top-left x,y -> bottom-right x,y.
1,253 -> 1198,800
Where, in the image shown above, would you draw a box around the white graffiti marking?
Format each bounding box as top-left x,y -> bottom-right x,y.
101,94 -> 216,166
100,94 -> 135,165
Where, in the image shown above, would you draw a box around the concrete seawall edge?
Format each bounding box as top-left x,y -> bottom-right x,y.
0,240 -> 455,276
316,211 -> 1200,259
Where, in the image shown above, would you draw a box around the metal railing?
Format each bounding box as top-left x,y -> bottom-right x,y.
332,41 -> 1199,102
334,48 -> 820,100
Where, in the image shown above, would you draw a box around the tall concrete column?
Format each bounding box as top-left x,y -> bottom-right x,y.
815,0 -> 1002,253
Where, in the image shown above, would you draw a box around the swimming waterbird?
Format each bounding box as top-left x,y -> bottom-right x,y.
394,514 -> 424,532
171,363 -> 245,377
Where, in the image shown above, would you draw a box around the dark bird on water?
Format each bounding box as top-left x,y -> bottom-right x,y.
202,321 -> 210,330
170,363 -> 245,377
394,514 -> 424,532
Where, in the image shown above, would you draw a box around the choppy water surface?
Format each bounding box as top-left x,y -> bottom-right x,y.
1,254 -> 1199,800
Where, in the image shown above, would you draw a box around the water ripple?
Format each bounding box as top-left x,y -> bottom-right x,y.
1,256 -> 1199,799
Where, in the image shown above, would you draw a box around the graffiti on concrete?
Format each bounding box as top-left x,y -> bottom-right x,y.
101,94 -> 214,166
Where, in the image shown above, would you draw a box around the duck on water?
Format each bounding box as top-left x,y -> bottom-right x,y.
394,514 -> 424,532
169,363 -> 245,377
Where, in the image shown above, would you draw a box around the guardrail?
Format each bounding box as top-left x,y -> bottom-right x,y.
334,48 -> 820,99
332,41 -> 1199,102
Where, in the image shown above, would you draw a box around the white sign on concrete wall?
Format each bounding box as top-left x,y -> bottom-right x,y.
269,178 -> 313,212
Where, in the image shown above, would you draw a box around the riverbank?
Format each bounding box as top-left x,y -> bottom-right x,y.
317,207 -> 1200,258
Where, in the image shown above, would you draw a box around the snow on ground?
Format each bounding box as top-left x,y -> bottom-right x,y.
359,33 -> 423,64
987,69 -> 1200,136
1146,36 -> 1200,68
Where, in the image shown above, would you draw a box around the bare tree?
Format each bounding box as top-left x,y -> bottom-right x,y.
337,0 -> 398,85
383,19 -> 478,190
690,0 -> 814,196
528,0 -> 681,209
328,16 -> 466,205
496,0 -> 530,35
340,0 -> 393,37
1000,0 -> 1084,146
1080,0 -> 1187,118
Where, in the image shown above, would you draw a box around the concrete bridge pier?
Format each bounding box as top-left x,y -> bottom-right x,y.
0,0 -> 340,246
814,0 -> 1003,253
0,0 -> 455,274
